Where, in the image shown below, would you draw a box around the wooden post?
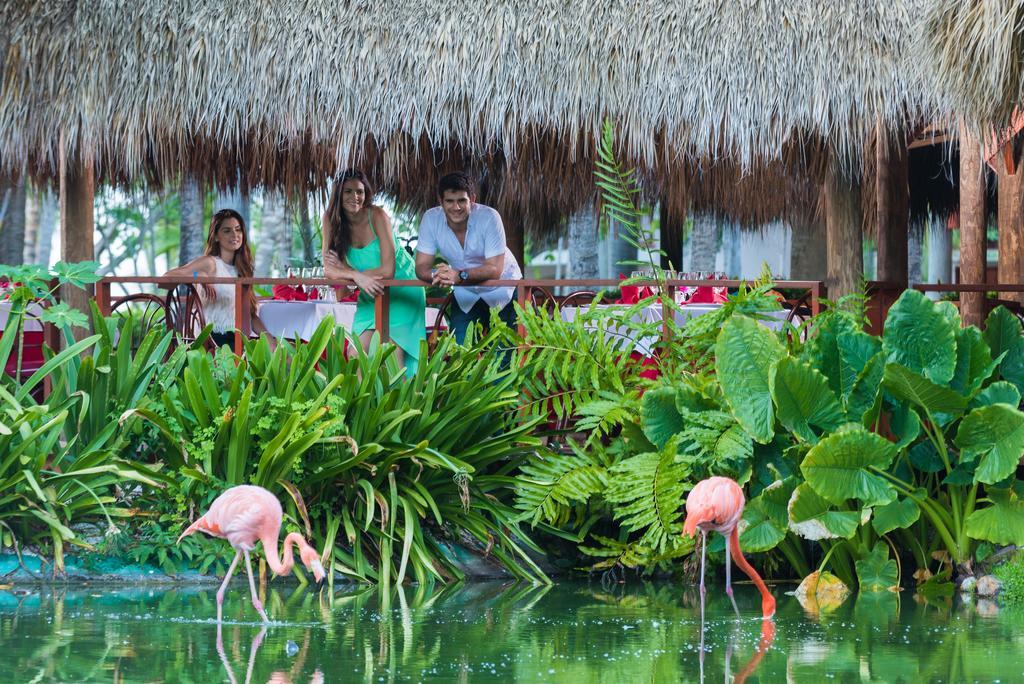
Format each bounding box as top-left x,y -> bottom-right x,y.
875,126 -> 910,286
996,146 -> 1024,304
959,127 -> 987,327
824,154 -> 864,301
95,280 -> 111,316
233,281 -> 245,357
59,134 -> 95,341
374,285 -> 390,343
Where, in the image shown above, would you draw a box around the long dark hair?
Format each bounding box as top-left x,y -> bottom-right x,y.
204,208 -> 256,314
324,169 -> 375,261
205,208 -> 255,278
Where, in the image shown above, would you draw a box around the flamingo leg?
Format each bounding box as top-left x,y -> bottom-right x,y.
698,529 -> 707,682
723,533 -> 741,617
244,549 -> 270,622
217,550 -> 242,623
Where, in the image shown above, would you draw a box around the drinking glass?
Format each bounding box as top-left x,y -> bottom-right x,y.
713,271 -> 728,300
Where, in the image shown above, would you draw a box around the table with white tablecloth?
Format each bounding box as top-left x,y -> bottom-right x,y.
560,303 -> 791,355
259,301 -> 440,341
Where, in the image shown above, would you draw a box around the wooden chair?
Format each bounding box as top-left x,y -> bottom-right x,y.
164,285 -> 218,353
525,285 -> 558,318
109,293 -> 171,352
426,291 -> 454,355
559,290 -> 614,309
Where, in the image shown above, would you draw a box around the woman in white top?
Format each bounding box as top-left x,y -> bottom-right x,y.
163,209 -> 273,349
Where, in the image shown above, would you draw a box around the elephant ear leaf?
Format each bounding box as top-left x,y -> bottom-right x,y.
787,483 -> 859,540
871,496 -> 920,535
715,316 -> 785,444
739,476 -> 798,552
984,306 -> 1024,395
800,428 -> 897,506
882,289 -> 957,384
855,542 -> 899,592
640,386 -> 685,449
770,357 -> 845,443
882,363 -> 967,417
970,381 -> 1020,409
964,488 -> 1024,546
951,327 -> 999,396
954,404 -> 1024,485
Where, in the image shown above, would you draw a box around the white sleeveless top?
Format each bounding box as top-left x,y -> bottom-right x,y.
200,256 -> 238,333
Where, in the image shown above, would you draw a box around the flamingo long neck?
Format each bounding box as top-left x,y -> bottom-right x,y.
262,532 -> 308,577
729,527 -> 776,618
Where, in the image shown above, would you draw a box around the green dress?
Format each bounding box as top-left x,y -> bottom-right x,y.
347,226 -> 426,377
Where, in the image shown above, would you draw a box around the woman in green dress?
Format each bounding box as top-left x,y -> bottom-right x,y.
323,169 -> 426,377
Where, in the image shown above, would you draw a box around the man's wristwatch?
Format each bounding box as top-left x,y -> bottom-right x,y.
458,270 -> 469,283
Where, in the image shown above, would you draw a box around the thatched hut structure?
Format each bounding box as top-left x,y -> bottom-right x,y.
1,0 -> 944,302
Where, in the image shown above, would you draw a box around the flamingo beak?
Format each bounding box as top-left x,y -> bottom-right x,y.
310,559 -> 326,582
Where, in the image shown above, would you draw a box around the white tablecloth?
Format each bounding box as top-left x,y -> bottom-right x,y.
259,301 -> 440,341
561,303 -> 791,355
0,302 -> 45,331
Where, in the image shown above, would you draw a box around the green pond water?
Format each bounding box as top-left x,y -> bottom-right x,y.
1,581 -> 1021,683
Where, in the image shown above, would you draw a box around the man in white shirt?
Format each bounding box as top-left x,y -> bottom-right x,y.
415,172 -> 522,344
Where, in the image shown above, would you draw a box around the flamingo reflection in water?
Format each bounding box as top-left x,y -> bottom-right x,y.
217,623 -> 323,684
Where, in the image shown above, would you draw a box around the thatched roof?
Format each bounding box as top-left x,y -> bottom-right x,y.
2,0 -> 942,191
921,1 -> 1024,132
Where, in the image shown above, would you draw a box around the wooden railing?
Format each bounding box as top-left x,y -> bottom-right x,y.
94,277 -> 825,357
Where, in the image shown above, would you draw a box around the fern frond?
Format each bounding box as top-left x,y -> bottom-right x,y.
514,443 -> 608,527
605,436 -> 690,552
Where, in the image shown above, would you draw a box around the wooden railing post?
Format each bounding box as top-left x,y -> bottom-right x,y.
233,281 -> 245,357
516,284 -> 528,338
375,286 -> 391,343
95,279 -> 111,316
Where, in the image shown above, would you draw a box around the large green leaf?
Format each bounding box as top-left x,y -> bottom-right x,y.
951,326 -> 999,396
882,289 -> 957,384
800,428 -> 897,506
964,489 -> 1024,545
871,496 -> 920,535
787,483 -> 859,540
855,542 -> 899,592
847,352 -> 885,424
770,357 -> 845,442
986,306 -> 1024,395
715,316 -> 785,443
970,381 -> 1021,409
954,404 -> 1024,484
802,315 -> 859,399
887,400 -> 921,450
837,330 -> 882,402
739,476 -> 798,552
640,386 -> 685,449
882,363 -> 967,417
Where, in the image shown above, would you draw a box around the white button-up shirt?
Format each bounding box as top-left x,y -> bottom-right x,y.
417,204 -> 522,313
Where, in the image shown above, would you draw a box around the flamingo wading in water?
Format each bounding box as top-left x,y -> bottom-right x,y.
683,476 -> 776,620
178,485 -> 326,622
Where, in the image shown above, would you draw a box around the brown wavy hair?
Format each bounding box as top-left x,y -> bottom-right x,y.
324,168 -> 375,261
205,208 -> 257,315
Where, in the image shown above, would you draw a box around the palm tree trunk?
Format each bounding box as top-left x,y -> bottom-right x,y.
0,176 -> 26,265
824,157 -> 863,300
568,201 -> 599,281
179,175 -> 205,265
257,193 -> 286,275
294,191 -> 315,265
688,213 -> 719,272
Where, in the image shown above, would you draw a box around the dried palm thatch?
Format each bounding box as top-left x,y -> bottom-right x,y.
921,0 -> 1024,132
1,0 -> 942,192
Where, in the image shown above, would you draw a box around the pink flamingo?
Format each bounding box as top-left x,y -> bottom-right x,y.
683,476 -> 776,620
178,485 -> 326,622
